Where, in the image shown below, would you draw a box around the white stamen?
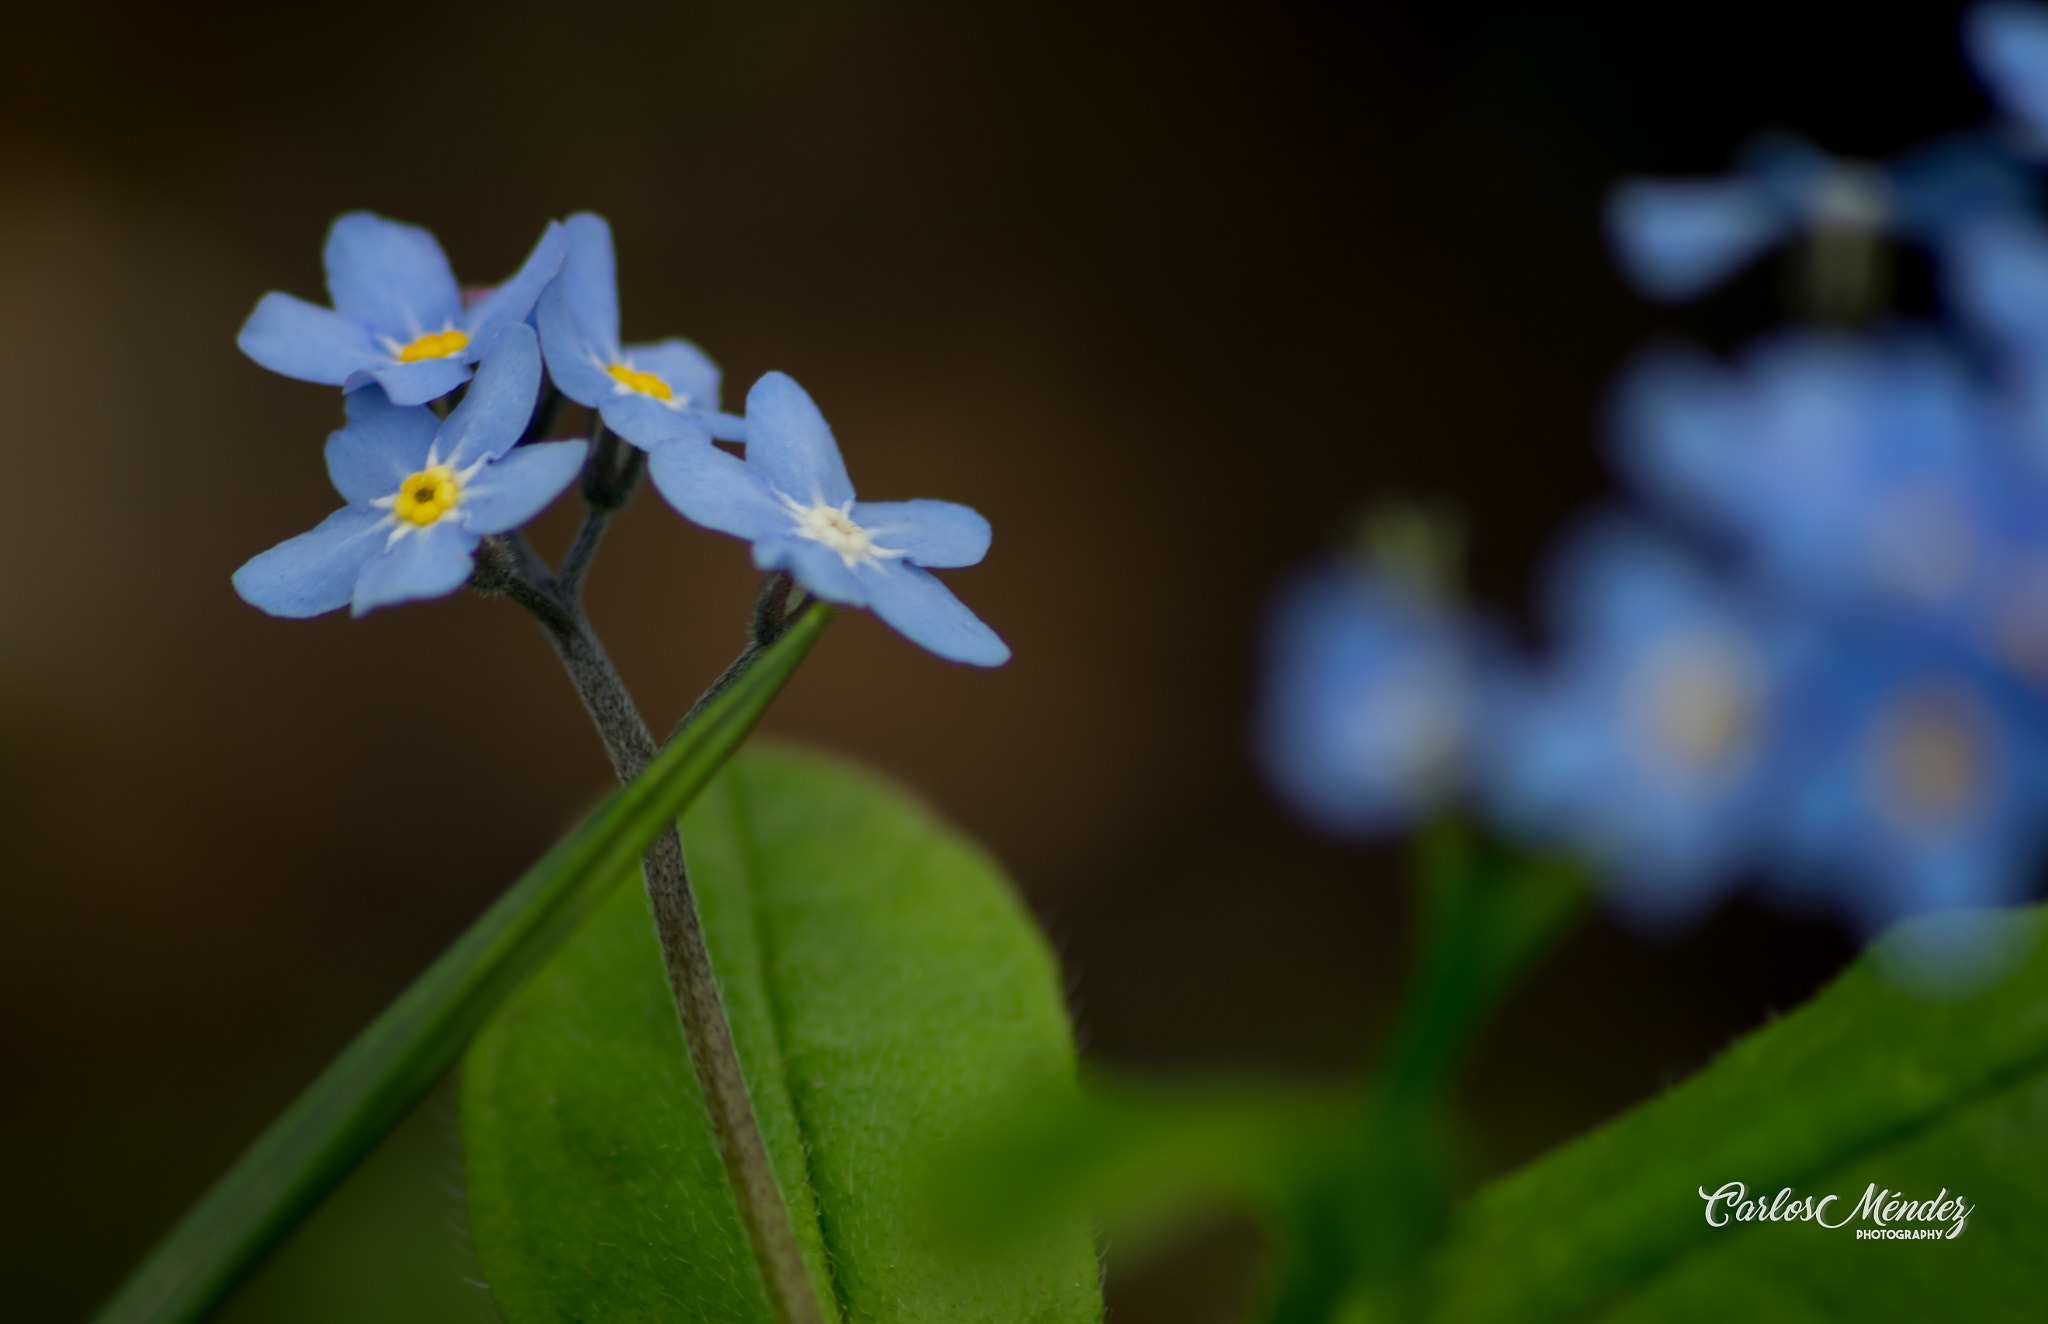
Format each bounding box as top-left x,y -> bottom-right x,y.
780,493 -> 905,569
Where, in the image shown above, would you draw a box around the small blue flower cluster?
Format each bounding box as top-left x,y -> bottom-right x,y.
1259,3 -> 2048,944
233,212 -> 1007,665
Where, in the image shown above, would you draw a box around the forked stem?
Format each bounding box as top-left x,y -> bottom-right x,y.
474,538 -> 826,1324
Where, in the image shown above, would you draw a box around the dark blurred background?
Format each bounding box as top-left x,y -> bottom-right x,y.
0,1 -> 1989,1319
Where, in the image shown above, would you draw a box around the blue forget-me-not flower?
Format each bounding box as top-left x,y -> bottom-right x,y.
1774,627 -> 2048,933
648,371 -> 1008,666
1481,522 -> 1798,926
238,213 -> 566,407
1611,333 -> 2018,630
1256,563 -> 1482,838
234,325 -> 587,618
1968,1 -> 2048,150
1605,132 -> 2028,302
536,213 -> 743,450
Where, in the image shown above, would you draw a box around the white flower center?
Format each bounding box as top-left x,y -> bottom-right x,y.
782,495 -> 903,569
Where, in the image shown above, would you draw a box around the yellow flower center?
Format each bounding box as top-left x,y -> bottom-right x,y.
397,329 -> 470,363
1634,632 -> 1760,779
607,363 -> 673,400
393,465 -> 461,526
1876,687 -> 1988,827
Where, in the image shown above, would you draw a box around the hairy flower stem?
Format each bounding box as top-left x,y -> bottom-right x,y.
473,536 -> 826,1324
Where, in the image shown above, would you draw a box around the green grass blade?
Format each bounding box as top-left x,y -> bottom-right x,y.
92,605 -> 834,1324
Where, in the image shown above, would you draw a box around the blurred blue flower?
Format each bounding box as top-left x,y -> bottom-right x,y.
238,213 -> 565,407
536,213 -> 744,450
648,371 -> 1008,666
1606,133 -> 2028,301
1482,523 -> 1798,925
1774,627 -> 2048,932
1611,332 -> 2020,629
1256,564 -> 1481,838
234,325 -> 586,618
1967,1 -> 2048,148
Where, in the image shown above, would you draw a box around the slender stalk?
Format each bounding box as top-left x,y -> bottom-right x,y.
558,417 -> 640,608
474,539 -> 827,1324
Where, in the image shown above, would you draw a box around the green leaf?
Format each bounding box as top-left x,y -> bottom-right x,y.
1425,906 -> 2048,1322
461,744 -> 1103,1324
92,606 -> 832,1324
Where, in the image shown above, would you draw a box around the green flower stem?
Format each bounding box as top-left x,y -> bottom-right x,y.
493,544 -> 829,1324
1375,822 -> 1586,1108
90,601 -> 833,1324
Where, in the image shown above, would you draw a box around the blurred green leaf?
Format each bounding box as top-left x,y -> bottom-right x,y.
1426,905 -> 2048,1322
461,744 -> 1103,1324
935,1074 -> 1349,1257
93,605 -> 831,1324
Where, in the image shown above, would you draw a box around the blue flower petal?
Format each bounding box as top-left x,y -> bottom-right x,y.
439,324 -> 543,467
1889,133 -> 2036,235
702,410 -> 748,443
459,440 -> 589,534
1737,133 -> 1839,212
232,505 -> 389,618
1968,1 -> 2048,141
647,439 -> 789,540
323,212 -> 463,340
599,391 -> 714,450
366,357 -> 474,408
1259,566 -> 1476,837
326,387 -> 440,503
562,212 -> 621,359
1604,177 -> 1788,301
350,522 -> 478,616
461,220 -> 567,358
852,499 -> 991,568
858,561 -> 1010,666
1944,210 -> 2048,349
1607,345 -> 1749,528
536,276 -> 616,408
742,372 -> 856,506
237,292 -> 388,385
621,339 -> 721,412
752,537 -> 868,606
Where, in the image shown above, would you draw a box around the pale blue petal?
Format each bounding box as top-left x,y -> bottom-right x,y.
1969,1 -> 2048,140
702,410 -> 748,442
647,439 -> 788,539
459,440 -> 589,534
1605,178 -> 1788,301
1944,211 -> 2048,347
620,339 -> 721,411
365,356 -> 473,408
323,212 -> 462,339
440,324 -> 543,466
562,212 -> 621,359
752,536 -> 867,606
460,221 -> 567,357
536,276 -> 616,408
859,561 -> 1010,666
325,388 -> 439,503
599,391 -> 713,450
851,499 -> 991,568
743,372 -> 855,506
232,505 -> 388,618
350,522 -> 478,616
237,292 -> 386,385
